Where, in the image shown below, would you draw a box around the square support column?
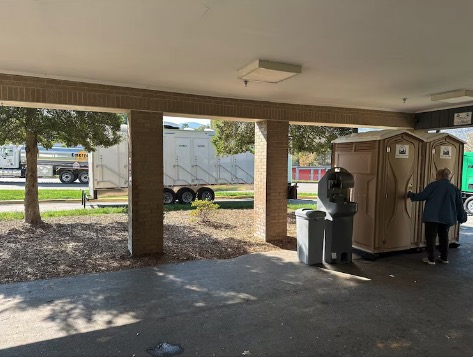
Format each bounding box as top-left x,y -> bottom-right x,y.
254,120 -> 289,241
128,110 -> 163,255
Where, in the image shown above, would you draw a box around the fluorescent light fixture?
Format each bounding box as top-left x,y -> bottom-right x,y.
431,90 -> 473,103
238,60 -> 302,83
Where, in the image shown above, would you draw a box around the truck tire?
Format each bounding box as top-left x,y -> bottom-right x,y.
464,196 -> 473,214
59,170 -> 76,184
163,188 -> 176,204
78,171 -> 89,184
197,187 -> 215,201
177,188 -> 195,204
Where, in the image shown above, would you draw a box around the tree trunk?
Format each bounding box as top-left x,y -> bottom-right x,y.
24,131 -> 42,225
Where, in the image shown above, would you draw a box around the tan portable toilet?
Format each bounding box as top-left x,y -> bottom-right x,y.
414,132 -> 464,247
332,130 -> 424,255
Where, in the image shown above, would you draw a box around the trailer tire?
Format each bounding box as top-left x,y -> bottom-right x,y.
163,188 -> 176,204
177,188 -> 195,204
197,187 -> 215,201
59,170 -> 76,184
464,196 -> 473,214
78,171 -> 89,184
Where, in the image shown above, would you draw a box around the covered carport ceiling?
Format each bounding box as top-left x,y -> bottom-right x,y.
0,0 -> 472,114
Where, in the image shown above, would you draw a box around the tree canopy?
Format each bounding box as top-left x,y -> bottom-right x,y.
211,120 -> 352,157
211,121 -> 255,155
0,107 -> 122,150
0,106 -> 123,225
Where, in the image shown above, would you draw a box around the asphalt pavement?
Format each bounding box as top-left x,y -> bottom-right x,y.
0,178 -> 87,190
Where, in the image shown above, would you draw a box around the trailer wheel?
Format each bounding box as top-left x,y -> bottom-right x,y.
464,196 -> 473,214
197,187 -> 215,201
59,170 -> 76,184
78,171 -> 89,184
177,188 -> 195,204
163,188 -> 176,204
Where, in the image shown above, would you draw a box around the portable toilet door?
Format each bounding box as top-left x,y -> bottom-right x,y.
332,130 -> 424,254
379,132 -> 423,252
414,132 -> 464,247
332,134 -> 380,254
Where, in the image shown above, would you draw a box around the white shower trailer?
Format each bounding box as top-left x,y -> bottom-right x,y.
89,125 -> 255,204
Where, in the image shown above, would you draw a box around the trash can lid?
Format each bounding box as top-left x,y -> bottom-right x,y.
295,208 -> 326,220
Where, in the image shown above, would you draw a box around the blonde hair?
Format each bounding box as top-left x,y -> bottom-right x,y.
436,168 -> 451,180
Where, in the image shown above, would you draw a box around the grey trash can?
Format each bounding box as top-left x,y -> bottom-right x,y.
295,209 -> 326,265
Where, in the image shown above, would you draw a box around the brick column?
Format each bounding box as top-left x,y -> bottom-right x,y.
254,120 -> 289,241
128,110 -> 163,255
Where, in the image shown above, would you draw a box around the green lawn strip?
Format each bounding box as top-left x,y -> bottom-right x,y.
165,201 -> 254,211
0,201 -> 317,221
0,190 -> 313,202
0,190 -> 82,201
287,203 -> 317,211
214,192 -> 317,199
165,201 -> 316,212
214,191 -> 254,199
0,207 -> 127,221
297,193 -> 317,198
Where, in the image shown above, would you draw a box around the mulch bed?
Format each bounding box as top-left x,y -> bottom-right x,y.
0,210 -> 297,284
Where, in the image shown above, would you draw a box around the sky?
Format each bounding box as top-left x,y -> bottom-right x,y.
164,116 -> 211,125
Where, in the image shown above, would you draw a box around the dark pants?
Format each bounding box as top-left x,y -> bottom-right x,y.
425,222 -> 450,261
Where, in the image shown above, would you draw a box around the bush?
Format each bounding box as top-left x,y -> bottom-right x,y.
190,200 -> 220,223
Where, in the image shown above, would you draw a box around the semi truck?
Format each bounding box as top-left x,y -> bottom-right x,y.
0,144 -> 89,183
89,124 -> 257,204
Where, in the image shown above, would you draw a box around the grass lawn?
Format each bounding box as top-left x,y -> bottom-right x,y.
214,191 -> 254,199
0,201 -> 318,220
0,190 -> 82,201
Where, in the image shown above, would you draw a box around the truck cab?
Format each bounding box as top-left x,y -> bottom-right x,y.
462,152 -> 473,212
0,145 -> 20,168
0,145 -> 24,177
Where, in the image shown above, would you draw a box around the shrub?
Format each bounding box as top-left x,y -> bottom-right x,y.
190,200 -> 220,223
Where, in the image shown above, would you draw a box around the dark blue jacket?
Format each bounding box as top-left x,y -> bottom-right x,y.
408,179 -> 463,226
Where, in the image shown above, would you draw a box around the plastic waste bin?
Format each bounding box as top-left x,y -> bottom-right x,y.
295,208 -> 326,265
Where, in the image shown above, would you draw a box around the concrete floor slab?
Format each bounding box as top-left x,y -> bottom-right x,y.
2,223 -> 473,356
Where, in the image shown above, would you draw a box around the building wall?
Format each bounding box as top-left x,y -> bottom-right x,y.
0,74 -> 415,128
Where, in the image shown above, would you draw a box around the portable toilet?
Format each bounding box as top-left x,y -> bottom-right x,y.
414,132 -> 464,247
331,130 -> 424,255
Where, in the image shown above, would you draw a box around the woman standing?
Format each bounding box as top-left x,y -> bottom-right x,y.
408,168 -> 466,265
